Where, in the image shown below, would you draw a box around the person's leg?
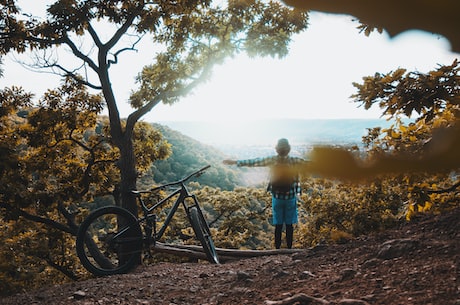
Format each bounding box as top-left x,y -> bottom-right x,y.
284,197 -> 298,249
275,224 -> 283,249
284,197 -> 298,225
272,197 -> 285,249
285,224 -> 293,249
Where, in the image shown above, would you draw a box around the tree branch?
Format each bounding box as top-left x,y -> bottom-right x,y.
86,22 -> 104,49
126,60 -> 214,130
108,34 -> 144,68
45,256 -> 79,281
2,203 -> 75,235
66,131 -> 117,197
63,36 -> 99,73
47,62 -> 102,90
57,202 -> 79,234
426,180 -> 460,194
104,12 -> 139,52
153,242 -> 304,263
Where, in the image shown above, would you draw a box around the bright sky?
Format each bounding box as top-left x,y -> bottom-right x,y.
147,13 -> 458,122
1,10 -> 459,122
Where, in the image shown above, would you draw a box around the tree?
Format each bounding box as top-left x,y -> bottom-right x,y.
1,0 -> 307,218
352,60 -> 460,218
305,60 -> 460,178
300,60 -> 460,225
0,78 -> 171,293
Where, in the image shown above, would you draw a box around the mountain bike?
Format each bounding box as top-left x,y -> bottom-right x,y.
76,165 -> 219,276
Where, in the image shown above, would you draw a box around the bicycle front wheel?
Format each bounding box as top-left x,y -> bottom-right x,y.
76,206 -> 143,276
189,206 -> 219,264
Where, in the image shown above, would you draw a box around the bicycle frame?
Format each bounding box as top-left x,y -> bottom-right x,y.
135,182 -> 200,242
132,165 -> 210,245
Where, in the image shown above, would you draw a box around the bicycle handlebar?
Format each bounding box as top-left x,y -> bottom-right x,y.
132,165 -> 211,194
180,164 -> 211,183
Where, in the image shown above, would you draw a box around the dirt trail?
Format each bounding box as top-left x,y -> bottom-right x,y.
1,209 -> 459,305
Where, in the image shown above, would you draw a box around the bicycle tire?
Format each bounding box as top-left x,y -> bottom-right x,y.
189,206 -> 219,264
76,206 -> 143,276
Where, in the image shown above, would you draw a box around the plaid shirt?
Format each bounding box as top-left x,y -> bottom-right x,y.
236,155 -> 305,199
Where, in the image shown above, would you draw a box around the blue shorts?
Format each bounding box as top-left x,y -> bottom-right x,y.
272,196 -> 298,225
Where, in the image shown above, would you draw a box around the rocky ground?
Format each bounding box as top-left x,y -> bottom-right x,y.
1,209 -> 459,305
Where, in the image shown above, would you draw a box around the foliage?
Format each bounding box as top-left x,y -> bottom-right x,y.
0,219 -> 77,294
197,186 -> 273,249
306,61 -> 460,177
352,60 -> 460,122
0,83 -> 170,295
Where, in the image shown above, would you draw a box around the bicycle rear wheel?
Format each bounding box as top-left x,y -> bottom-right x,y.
76,206 -> 143,276
189,206 -> 219,264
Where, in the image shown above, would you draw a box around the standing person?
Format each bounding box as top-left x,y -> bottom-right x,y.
223,138 -> 305,249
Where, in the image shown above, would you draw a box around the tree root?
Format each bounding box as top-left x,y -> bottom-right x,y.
153,242 -> 305,262
265,293 -> 330,305
265,294 -> 372,305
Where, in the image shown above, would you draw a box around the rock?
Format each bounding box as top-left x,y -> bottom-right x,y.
377,238 -> 419,259
275,270 -> 290,277
72,290 -> 86,300
338,299 -> 370,305
340,268 -> 357,281
237,271 -> 252,280
291,251 -> 309,261
300,270 -> 316,279
361,258 -> 380,268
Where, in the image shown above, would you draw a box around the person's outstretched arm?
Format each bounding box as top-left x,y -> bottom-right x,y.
224,157 -> 274,167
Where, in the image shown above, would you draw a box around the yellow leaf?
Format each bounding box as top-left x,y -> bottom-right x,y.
423,201 -> 432,211
393,68 -> 407,79
406,209 -> 413,221
409,204 -> 415,212
430,70 -> 444,77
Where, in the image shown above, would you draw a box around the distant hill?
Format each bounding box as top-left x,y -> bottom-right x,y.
146,119 -> 399,189
145,124 -> 242,190
159,118 -> 394,148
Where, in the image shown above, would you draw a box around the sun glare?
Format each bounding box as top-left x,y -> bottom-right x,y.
145,13 -> 458,123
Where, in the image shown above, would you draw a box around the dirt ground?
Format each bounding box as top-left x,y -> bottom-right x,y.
1,208 -> 459,305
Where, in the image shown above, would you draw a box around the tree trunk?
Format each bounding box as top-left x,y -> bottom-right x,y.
117,133 -> 141,265
97,46 -> 138,216
118,134 -> 138,217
